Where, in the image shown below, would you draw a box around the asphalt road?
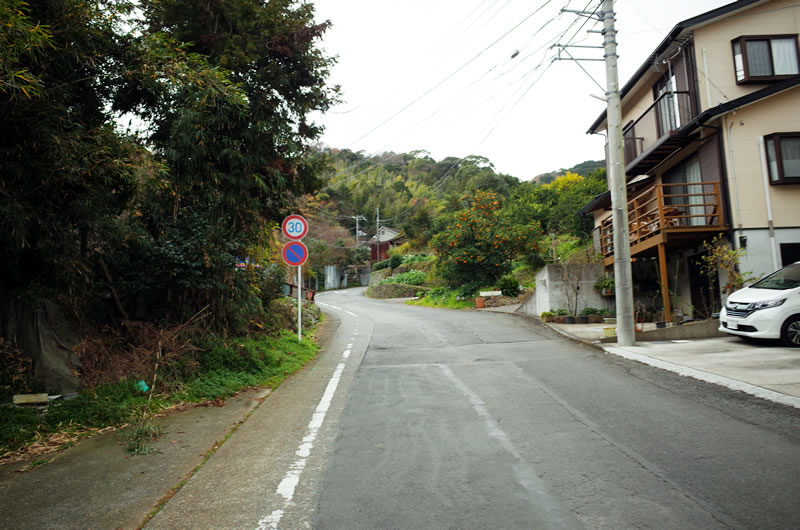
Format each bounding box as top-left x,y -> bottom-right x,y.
152,287 -> 800,529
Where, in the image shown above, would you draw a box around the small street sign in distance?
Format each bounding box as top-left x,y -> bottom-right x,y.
281,214 -> 309,240
282,240 -> 309,267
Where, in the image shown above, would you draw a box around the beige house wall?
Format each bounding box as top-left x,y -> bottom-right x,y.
620,85 -> 655,130
720,87 -> 800,229
693,0 -> 800,111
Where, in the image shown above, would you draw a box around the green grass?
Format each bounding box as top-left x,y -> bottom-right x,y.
0,330 -> 320,458
407,287 -> 475,310
512,263 -> 537,288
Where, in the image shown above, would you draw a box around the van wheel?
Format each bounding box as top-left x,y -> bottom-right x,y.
780,316 -> 800,347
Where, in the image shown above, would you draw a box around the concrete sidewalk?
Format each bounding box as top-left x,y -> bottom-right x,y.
549,320 -> 800,409
476,303 -> 800,409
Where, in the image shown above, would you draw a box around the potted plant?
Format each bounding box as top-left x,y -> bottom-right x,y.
594,276 -> 615,296
580,307 -> 604,323
540,311 -> 555,322
552,309 -> 569,324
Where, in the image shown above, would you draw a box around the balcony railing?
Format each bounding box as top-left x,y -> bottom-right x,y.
600,181 -> 724,259
622,91 -> 697,168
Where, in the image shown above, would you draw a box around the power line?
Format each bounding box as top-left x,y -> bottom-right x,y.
348,0 -> 558,147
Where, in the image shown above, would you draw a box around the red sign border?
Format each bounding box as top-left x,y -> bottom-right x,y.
282,240 -> 309,267
281,214 -> 309,240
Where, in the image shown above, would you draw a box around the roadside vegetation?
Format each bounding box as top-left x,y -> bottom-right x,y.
356,174 -> 605,311
1,316 -> 321,461
1,0 -> 607,462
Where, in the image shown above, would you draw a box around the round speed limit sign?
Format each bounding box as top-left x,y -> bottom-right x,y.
281,214 -> 309,240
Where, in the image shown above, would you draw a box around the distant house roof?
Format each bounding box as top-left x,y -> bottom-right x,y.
368,226 -> 402,244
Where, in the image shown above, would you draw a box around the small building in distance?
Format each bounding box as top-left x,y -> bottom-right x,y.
368,227 -> 406,261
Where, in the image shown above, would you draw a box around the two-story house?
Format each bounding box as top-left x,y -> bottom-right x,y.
582,0 -> 800,321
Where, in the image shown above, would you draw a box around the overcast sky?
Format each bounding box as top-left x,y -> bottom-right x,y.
310,0 -> 732,180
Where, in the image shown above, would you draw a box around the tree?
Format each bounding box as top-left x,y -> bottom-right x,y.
101,0 -> 339,329
505,172 -> 605,239
0,0 -> 147,302
430,190 -> 542,290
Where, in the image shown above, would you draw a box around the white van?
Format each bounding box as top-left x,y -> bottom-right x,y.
719,262 -> 800,347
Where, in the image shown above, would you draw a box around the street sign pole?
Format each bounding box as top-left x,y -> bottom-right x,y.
297,265 -> 302,341
281,219 -> 309,343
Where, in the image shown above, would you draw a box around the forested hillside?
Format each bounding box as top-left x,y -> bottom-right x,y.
305,149 -> 607,274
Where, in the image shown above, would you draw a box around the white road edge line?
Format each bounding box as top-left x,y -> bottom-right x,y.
438,365 -> 577,528
603,346 -> 800,410
255,349 -> 352,529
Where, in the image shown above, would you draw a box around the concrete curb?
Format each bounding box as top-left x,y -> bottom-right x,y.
538,320 -> 800,410
602,345 -> 800,410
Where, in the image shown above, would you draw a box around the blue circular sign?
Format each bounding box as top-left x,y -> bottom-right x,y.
282,241 -> 309,266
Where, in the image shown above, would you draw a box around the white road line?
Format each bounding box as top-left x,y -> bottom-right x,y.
438,365 -> 577,529
256,350 -> 352,529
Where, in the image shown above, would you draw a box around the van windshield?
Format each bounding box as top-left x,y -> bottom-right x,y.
751,263 -> 800,290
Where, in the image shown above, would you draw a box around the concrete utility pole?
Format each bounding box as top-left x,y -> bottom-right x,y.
350,215 -> 367,245
602,0 -> 635,345
375,207 -> 381,260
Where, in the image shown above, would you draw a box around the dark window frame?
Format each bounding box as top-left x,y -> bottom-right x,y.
731,34 -> 800,84
765,132 -> 800,184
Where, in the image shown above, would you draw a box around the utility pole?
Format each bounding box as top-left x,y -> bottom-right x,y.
375,207 -> 381,260
601,0 -> 635,345
349,215 -> 367,245
557,0 -> 635,345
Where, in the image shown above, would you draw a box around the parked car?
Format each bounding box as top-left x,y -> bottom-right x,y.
719,261 -> 800,347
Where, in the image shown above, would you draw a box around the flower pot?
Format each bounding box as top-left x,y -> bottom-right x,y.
553,316 -> 566,324
656,321 -> 667,329
588,315 -> 604,324
577,316 -> 589,324
474,297 -> 485,308
541,315 -> 554,322
601,288 -> 614,296
565,316 -> 576,324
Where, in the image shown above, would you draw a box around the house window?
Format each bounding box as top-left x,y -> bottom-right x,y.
732,35 -> 799,83
765,133 -> 800,184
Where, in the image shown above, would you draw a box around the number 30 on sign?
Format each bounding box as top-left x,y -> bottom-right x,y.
281,214 -> 308,240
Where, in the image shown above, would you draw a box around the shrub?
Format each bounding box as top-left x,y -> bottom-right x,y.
382,270 -> 427,286
402,253 -> 430,265
497,275 -> 520,297
372,258 -> 391,271
387,242 -> 412,257
579,307 -> 604,316
426,286 -> 449,299
372,254 -> 403,271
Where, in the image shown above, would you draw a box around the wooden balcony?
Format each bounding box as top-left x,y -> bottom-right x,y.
600,182 -> 727,267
